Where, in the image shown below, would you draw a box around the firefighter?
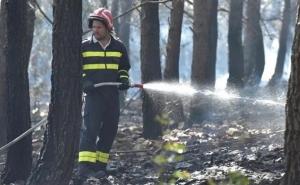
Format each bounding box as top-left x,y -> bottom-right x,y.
77,8 -> 130,179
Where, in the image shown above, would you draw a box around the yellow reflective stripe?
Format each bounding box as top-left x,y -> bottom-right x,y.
106,64 -> 119,69
78,151 -> 97,163
106,51 -> 122,58
97,157 -> 108,163
79,157 -> 97,163
79,151 -> 97,157
120,75 -> 129,79
96,151 -> 109,163
82,51 -> 105,57
118,70 -> 128,74
83,64 -> 106,70
83,64 -> 119,70
82,51 -> 122,58
97,151 -> 109,158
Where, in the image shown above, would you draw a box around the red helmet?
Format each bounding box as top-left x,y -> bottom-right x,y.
88,8 -> 113,31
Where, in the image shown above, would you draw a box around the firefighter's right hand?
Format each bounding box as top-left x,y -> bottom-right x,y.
118,77 -> 130,91
83,81 -> 95,93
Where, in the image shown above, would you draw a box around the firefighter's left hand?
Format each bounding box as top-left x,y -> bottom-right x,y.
118,77 -> 130,90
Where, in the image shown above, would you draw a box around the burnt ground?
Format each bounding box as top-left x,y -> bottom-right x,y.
0,87 -> 286,185
72,87 -> 286,185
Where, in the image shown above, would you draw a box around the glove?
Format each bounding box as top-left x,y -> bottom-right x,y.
82,80 -> 95,93
118,77 -> 130,91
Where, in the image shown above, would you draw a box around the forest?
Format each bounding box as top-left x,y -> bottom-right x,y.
0,0 -> 299,185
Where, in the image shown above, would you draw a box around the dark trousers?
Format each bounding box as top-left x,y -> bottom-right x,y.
79,87 -> 119,170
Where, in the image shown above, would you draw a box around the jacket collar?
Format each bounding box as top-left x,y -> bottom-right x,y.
92,35 -> 111,50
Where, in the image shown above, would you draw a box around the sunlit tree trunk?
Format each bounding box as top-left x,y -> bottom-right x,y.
119,0 -> 133,108
269,0 -> 291,86
119,0 -> 133,49
189,0 -> 218,125
27,0 -> 82,184
282,5 -> 300,184
141,0 -> 163,139
1,0 -> 35,183
111,0 -> 120,35
227,0 -> 244,89
244,0 -> 265,87
164,0 -> 185,128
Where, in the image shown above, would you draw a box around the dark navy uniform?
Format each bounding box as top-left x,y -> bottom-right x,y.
78,35 -> 130,172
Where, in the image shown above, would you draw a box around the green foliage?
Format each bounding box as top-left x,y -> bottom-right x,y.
153,113 -> 191,184
208,172 -> 250,185
163,142 -> 186,154
153,155 -> 168,165
227,172 -> 249,185
208,179 -> 217,185
155,113 -> 171,126
172,170 -> 191,179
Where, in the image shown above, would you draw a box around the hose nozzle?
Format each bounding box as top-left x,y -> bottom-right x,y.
130,83 -> 143,89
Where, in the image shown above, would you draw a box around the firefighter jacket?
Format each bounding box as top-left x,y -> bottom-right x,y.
81,35 -> 130,91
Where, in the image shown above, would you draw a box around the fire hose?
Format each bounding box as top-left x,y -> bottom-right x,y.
93,82 -> 143,89
0,82 -> 143,154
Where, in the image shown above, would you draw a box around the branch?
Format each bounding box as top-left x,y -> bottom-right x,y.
261,17 -> 282,22
32,0 -> 53,25
114,0 -> 172,20
111,149 -> 151,154
218,7 -> 230,13
83,0 -> 172,36
186,0 -> 193,5
163,1 -> 193,19
261,19 -> 276,40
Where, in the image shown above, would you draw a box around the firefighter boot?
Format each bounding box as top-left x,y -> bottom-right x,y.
77,163 -> 96,180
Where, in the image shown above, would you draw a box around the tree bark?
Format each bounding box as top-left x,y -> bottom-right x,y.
163,0 -> 185,128
189,0 -> 218,125
118,0 -> 133,108
26,0 -> 82,184
141,0 -> 163,139
227,0 -> 244,89
268,0 -> 291,86
111,0 -> 120,35
1,0 -> 35,183
119,0 -> 133,49
100,0 -> 108,8
0,0 -> 8,148
282,5 -> 300,184
244,0 -> 265,87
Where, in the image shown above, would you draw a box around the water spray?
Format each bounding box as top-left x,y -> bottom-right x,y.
93,82 -> 285,107
139,82 -> 286,107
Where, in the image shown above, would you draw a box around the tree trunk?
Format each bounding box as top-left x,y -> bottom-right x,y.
163,0 -> 185,128
1,0 -> 35,183
100,0 -> 108,8
227,0 -> 244,89
26,1 -> 82,184
119,0 -> 133,49
0,0 -> 8,148
118,0 -> 133,108
141,0 -> 163,139
282,5 -> 300,184
244,0 -> 265,87
268,0 -> 291,86
111,0 -> 120,35
271,0 -> 282,18
189,0 -> 218,125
